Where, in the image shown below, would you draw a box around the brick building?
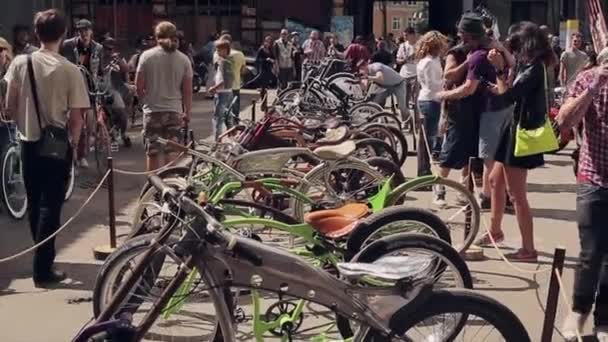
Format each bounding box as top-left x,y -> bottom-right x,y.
372,1 -> 426,37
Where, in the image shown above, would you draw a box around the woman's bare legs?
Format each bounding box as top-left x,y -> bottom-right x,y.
489,162 -> 507,236
503,166 -> 535,252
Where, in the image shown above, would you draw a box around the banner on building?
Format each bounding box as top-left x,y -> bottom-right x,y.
587,0 -> 608,52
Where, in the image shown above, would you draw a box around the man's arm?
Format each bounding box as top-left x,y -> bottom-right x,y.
437,79 -> 480,100
443,54 -> 467,83
367,71 -> 384,84
68,109 -> 84,146
556,92 -> 592,130
5,79 -> 19,120
182,64 -> 193,122
559,60 -> 567,85
135,71 -> 145,98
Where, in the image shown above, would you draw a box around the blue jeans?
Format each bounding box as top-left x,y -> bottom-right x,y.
213,92 -> 234,141
372,81 -> 409,121
418,100 -> 442,152
573,183 -> 608,327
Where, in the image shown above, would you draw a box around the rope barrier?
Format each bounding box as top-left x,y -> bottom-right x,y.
554,269 -> 584,342
0,170 -> 111,264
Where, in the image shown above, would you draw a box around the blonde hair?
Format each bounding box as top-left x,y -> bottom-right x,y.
415,30 -> 448,60
154,21 -> 178,52
0,37 -> 13,63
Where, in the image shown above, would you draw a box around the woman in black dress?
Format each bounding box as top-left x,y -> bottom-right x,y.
476,22 -> 556,262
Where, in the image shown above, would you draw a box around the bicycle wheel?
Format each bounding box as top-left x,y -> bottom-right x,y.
64,161 -> 75,201
131,177 -> 189,233
365,111 -> 402,129
385,125 -> 408,166
1,144 -> 27,220
388,177 -> 480,253
93,234 -> 230,342
349,102 -> 384,125
365,157 -> 405,187
346,206 -> 452,253
354,138 -> 400,166
94,120 -> 111,178
385,289 -> 531,341
292,160 -> 385,221
338,233 -> 473,339
138,166 -> 191,200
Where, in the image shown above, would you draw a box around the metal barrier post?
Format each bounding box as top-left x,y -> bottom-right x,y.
251,99 -> 257,122
93,157 -> 117,260
541,247 -> 567,342
260,88 -> 268,112
107,157 -> 117,249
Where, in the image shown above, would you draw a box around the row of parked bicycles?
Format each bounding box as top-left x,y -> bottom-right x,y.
75,58 -> 531,341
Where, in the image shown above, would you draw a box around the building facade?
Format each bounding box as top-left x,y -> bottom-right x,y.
372,1 -> 426,37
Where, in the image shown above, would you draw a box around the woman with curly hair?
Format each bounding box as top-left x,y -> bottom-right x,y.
415,30 -> 448,185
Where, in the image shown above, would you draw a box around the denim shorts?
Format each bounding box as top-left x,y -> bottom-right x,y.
479,105 -> 514,160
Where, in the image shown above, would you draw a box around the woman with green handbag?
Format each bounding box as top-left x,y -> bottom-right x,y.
474,21 -> 558,262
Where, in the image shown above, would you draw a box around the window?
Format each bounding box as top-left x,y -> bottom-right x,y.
407,1 -> 417,6
392,17 -> 401,31
407,17 -> 417,27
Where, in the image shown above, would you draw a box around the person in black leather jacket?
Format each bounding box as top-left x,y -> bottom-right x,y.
479,21 -> 557,262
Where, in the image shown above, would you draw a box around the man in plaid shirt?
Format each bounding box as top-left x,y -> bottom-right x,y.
558,63 -> 608,342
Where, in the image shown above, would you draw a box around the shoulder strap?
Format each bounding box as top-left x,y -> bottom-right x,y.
26,54 -> 44,130
543,63 -> 550,117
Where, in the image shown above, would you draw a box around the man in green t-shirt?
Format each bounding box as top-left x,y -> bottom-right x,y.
219,34 -> 245,121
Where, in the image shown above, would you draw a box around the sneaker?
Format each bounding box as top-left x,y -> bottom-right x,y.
504,248 -> 538,263
455,192 -> 469,206
79,158 -> 89,169
597,326 -> 608,342
433,193 -> 447,208
474,231 -> 505,247
479,194 -> 491,211
561,311 -> 588,341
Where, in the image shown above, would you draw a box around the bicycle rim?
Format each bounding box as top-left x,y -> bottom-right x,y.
95,235 -> 224,341
389,178 -> 480,253
1,145 -> 27,219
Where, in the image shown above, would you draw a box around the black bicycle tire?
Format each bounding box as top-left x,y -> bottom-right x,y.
364,157 -> 406,187
390,289 -> 531,341
337,233 -> 473,339
365,112 -> 402,129
384,125 -> 408,166
355,138 -> 400,166
346,206 -> 452,254
92,233 -> 230,342
1,144 -> 27,220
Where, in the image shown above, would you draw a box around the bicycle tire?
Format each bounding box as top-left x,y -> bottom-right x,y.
384,125 -> 408,166
364,157 -> 405,187
387,177 -> 480,253
364,111 -> 402,129
131,177 -> 189,232
337,233 -> 473,339
346,206 -> 452,254
349,102 -> 384,124
94,121 -> 110,178
92,233 -> 230,342
292,160 -> 385,221
388,289 -> 530,341
354,138 -> 400,166
1,144 -> 27,220
64,161 -> 75,202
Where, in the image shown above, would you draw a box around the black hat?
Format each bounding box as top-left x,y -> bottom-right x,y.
75,19 -> 93,30
458,13 -> 484,37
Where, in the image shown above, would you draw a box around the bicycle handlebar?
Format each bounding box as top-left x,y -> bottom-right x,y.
147,175 -> 263,266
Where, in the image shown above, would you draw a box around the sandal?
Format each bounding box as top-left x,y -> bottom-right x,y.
504,249 -> 538,263
474,231 -> 504,247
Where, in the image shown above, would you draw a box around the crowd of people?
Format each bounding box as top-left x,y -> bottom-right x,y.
0,6 -> 607,341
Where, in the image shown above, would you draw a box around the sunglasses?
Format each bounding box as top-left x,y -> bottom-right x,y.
0,47 -> 7,52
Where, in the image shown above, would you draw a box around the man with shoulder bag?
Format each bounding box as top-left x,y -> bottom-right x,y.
4,9 -> 90,287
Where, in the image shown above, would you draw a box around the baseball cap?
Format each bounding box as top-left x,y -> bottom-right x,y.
75,19 -> 93,30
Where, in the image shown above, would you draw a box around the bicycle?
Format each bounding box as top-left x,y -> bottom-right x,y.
77,175 -> 531,342
0,120 -> 75,219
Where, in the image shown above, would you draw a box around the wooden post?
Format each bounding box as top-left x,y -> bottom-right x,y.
541,247 -> 567,342
251,99 -> 257,122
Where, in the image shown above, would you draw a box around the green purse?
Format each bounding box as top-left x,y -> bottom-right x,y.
513,64 -> 559,157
